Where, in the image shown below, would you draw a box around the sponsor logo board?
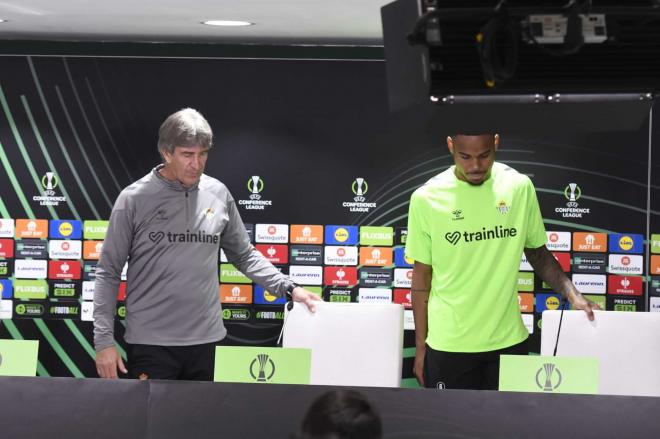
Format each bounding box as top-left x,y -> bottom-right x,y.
48,240 -> 83,259
253,286 -> 286,305
572,233 -> 607,252
15,219 -> 48,239
393,289 -> 412,308
48,260 -> 82,280
13,301 -> 46,318
0,260 -> 12,277
0,239 -> 14,258
324,246 -> 358,265
608,254 -> 643,275
608,296 -> 642,312
0,299 -> 13,319
359,226 -> 394,246
358,288 -> 392,304
290,225 -> 323,244
518,293 -> 534,313
219,284 -> 253,304
324,266 -> 357,286
608,233 -> 644,254
289,265 -> 323,286
359,268 -> 393,287
394,247 -> 413,268
0,279 -> 13,299
254,224 -> 288,243
359,247 -> 393,267
393,268 -> 413,288
322,287 -> 355,303
552,252 -> 571,272
290,245 -> 323,265
48,280 -> 81,299
220,264 -> 251,284
81,301 -> 94,321
607,275 -> 642,296
49,220 -> 82,239
571,274 -> 606,294
255,244 -> 288,264
47,300 -> 80,319
83,220 -> 109,240
15,239 -> 48,259
571,253 -> 607,274
519,254 -> 533,271
82,281 -> 95,301
0,218 -> 15,238
15,260 -> 48,279
83,241 -> 104,260
535,293 -> 566,313
517,272 -> 534,292
545,231 -> 571,251
324,225 -> 358,245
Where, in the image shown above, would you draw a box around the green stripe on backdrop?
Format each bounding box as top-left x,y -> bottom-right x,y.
0,84 -> 58,219
54,85 -> 113,209
21,95 -> 81,220
402,347 -> 416,358
62,59 -> 122,193
34,319 -> 83,378
0,140 -> 35,218
84,77 -> 134,183
2,320 -> 50,377
26,56 -> 101,219
64,320 -> 96,361
0,196 -> 10,217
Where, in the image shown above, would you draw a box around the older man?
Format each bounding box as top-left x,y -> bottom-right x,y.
94,108 -> 319,380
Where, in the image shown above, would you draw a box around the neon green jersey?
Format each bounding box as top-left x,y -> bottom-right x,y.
405,162 -> 547,352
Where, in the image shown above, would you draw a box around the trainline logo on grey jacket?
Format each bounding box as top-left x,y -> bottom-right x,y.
93,166 -> 294,352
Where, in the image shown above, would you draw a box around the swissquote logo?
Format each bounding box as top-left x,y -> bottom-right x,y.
445,226 -> 518,245
147,229 -> 219,245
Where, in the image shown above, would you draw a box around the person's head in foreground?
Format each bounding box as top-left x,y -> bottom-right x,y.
295,390 -> 382,439
447,133 -> 499,185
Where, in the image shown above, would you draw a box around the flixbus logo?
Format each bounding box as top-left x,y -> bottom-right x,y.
445,226 -> 518,245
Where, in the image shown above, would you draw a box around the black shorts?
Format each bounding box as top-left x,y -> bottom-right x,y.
127,339 -> 226,381
424,338 -> 529,391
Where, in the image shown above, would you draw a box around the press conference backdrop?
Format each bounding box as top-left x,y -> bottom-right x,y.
0,55 -> 657,384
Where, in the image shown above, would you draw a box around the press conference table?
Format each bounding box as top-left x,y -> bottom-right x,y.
1,376 -> 659,438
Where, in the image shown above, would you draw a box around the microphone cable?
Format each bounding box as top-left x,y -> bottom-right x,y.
552,296 -> 568,356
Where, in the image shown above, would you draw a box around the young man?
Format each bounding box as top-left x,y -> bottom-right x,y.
406,133 -> 598,390
94,108 -> 319,380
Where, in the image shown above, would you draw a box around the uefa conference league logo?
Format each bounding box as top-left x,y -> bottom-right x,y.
249,353 -> 275,382
342,177 -> 376,213
239,175 -> 272,210
33,171 -> 66,207
536,363 -> 562,391
555,182 -> 590,219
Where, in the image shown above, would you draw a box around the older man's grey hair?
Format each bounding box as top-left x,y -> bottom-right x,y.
157,108 -> 213,156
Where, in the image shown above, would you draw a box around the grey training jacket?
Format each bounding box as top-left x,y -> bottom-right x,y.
93,166 -> 294,351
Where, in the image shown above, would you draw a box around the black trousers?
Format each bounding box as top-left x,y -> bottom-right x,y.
126,339 -> 225,381
424,338 -> 529,391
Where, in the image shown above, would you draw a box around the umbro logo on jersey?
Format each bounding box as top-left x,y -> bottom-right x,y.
445,226 -> 518,245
